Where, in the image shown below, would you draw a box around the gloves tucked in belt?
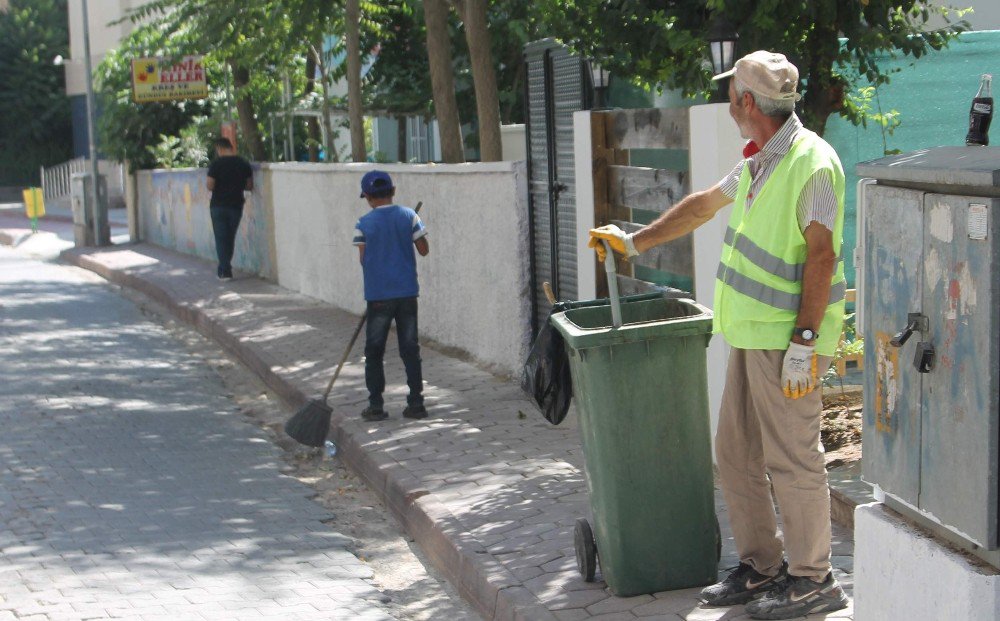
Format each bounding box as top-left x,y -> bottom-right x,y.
587,224 -> 639,262
781,342 -> 817,399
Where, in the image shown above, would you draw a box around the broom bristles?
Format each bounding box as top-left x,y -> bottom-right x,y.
284,399 -> 332,447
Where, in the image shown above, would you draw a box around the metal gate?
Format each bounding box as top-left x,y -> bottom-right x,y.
524,39 -> 591,333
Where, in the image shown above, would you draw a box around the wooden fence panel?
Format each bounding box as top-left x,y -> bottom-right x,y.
609,165 -> 688,214
605,108 -> 689,150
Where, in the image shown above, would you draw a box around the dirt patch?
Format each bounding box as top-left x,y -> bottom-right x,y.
821,388 -> 863,469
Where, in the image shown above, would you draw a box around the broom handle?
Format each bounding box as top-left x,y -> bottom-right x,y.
322,311 -> 367,401
321,201 -> 423,402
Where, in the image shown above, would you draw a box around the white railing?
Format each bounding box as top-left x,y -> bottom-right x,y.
40,158 -> 125,204
40,157 -> 87,201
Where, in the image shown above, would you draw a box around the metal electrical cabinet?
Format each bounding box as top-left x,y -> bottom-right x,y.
857,147 -> 1000,557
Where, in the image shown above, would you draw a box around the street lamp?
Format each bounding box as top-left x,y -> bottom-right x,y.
708,18 -> 738,100
708,19 -> 738,76
590,61 -> 611,110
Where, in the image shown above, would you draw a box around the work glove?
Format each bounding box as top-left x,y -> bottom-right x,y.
588,224 -> 639,262
781,342 -> 817,399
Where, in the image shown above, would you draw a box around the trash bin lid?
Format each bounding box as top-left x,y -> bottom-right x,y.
551,297 -> 713,350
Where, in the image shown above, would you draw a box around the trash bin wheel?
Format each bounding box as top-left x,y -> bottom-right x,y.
574,518 -> 598,582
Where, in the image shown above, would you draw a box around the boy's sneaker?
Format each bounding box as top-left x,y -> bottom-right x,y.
744,571 -> 848,619
360,406 -> 388,422
700,560 -> 788,606
402,405 -> 427,419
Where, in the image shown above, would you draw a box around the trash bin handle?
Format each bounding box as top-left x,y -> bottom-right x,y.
602,240 -> 623,329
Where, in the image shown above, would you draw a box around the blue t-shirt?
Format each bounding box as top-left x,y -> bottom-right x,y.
352,205 -> 427,301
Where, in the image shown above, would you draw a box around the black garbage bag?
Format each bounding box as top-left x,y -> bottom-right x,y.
521,308 -> 572,425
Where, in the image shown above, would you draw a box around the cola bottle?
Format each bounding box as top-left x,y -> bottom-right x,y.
966,73 -> 993,146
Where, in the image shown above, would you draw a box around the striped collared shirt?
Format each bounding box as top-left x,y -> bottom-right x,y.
718,114 -> 838,233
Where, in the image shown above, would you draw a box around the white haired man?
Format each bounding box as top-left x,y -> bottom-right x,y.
589,50 -> 849,619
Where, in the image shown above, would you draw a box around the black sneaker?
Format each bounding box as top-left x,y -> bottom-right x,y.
744,571 -> 849,619
700,560 -> 788,606
360,406 -> 388,422
402,405 -> 427,419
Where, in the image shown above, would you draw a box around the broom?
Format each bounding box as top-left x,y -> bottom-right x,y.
284,201 -> 423,447
284,311 -> 368,446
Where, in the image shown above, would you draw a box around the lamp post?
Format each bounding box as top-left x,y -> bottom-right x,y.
80,0 -> 108,245
590,61 -> 611,110
707,18 -> 738,101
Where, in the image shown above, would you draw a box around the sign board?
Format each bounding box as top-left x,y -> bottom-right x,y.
131,56 -> 208,103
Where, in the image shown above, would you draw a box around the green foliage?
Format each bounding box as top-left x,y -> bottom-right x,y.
147,121 -> 213,168
0,0 -> 72,186
844,85 -> 902,155
537,0 -> 970,135
823,312 -> 865,389
95,25 -> 214,170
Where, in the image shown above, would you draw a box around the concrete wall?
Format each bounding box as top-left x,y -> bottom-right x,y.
66,0 -> 150,97
135,162 -> 533,376
136,167 -> 277,280
855,502 -> 1000,620
501,125 -> 527,162
269,162 -> 532,376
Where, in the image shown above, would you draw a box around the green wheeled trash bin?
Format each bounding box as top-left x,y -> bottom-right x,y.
551,294 -> 719,596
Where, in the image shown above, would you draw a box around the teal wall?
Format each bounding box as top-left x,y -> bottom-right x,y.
822,31 -> 999,288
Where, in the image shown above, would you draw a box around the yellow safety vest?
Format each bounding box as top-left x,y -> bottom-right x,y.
713,130 -> 846,356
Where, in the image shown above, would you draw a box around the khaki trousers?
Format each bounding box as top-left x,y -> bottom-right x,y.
716,347 -> 833,581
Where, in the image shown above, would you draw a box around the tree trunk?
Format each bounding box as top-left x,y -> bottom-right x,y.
800,6 -> 841,137
460,0 -> 502,161
345,0 -> 366,162
229,61 -> 266,161
423,0 -> 465,163
304,51 -> 320,162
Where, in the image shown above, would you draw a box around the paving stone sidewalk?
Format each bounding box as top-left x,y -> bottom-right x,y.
0,245 -> 393,621
59,242 -> 855,621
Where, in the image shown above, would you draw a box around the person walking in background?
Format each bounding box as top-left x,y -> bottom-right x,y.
353,170 -> 430,422
589,51 -> 849,619
206,137 -> 253,280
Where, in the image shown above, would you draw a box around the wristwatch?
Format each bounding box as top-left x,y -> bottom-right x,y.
794,327 -> 818,342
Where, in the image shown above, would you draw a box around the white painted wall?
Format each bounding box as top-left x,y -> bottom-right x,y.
572,111 -> 597,302
855,503 -> 1000,620
500,124 -> 527,162
689,103 -> 744,442
66,0 -> 150,97
270,161 -> 532,376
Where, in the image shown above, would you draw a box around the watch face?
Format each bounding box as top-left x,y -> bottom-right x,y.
800,329 -> 816,341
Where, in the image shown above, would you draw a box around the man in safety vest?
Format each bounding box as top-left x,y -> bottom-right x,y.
589,50 -> 849,619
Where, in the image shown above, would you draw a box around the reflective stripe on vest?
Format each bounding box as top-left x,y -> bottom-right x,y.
716,262 -> 847,311
722,226 -> 844,282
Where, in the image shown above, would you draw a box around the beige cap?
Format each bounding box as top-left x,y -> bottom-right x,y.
712,50 -> 801,102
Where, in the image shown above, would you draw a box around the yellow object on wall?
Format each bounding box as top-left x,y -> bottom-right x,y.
22,187 -> 45,219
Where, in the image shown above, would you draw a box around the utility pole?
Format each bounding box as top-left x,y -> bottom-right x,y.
81,0 -> 108,245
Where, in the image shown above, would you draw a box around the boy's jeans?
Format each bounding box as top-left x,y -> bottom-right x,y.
364,297 -> 423,409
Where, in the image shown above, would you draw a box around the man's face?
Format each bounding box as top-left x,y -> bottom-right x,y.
728,80 -> 752,140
